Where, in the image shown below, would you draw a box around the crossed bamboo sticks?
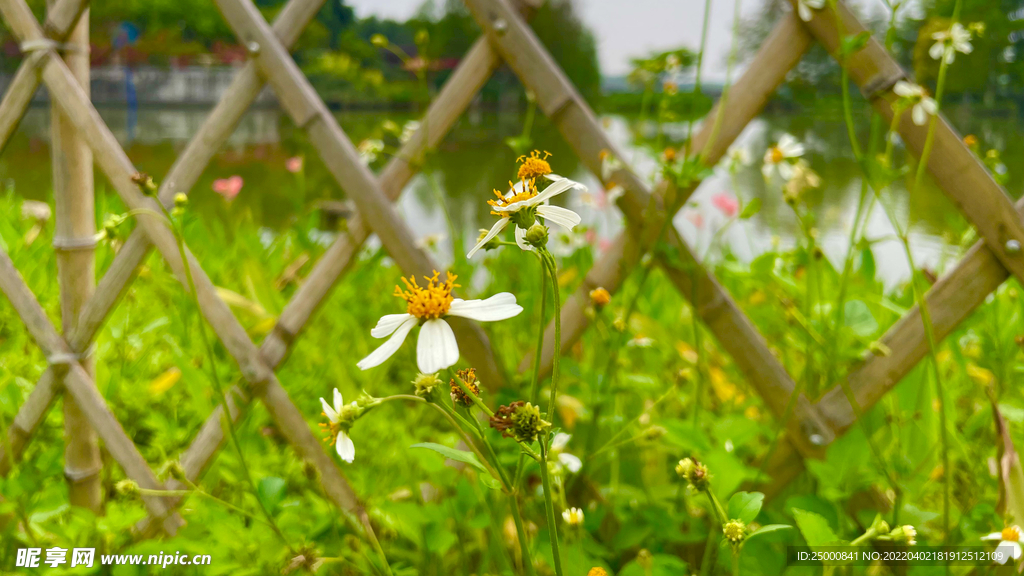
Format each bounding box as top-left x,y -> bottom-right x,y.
1,0 -> 1020,554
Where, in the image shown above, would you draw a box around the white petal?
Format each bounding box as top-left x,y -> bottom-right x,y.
893,81 -> 914,97
798,1 -> 811,21
357,316 -> 418,370
912,104 -> 927,126
559,453 -> 582,473
551,433 -> 571,451
371,313 -> 415,338
982,533 -> 1004,540
333,388 -> 344,414
416,319 -> 460,374
1012,541 -> 1022,560
320,397 -> 339,422
467,218 -> 509,258
336,431 -> 355,463
778,162 -> 795,181
929,42 -> 945,61
515,224 -> 533,251
921,98 -> 937,115
761,163 -> 774,180
448,293 -> 523,322
537,205 -> 582,230
532,177 -> 577,204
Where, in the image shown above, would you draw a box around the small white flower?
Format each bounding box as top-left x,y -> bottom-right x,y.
358,139 -> 384,163
627,335 -> 654,348
762,134 -> 805,181
930,23 -> 972,64
467,176 -> 585,258
319,388 -> 356,463
400,121 -> 420,144
551,433 -> 582,473
562,507 -> 585,526
893,81 -> 938,126
725,147 -> 751,172
357,271 -> 523,373
599,150 -> 624,182
797,0 -> 826,22
983,526 -> 1023,564
21,200 -> 51,223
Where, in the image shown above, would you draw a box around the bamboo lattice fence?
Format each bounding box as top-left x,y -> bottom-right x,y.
0,0 -> 1015,554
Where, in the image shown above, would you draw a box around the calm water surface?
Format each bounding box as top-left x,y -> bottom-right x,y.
2,106 -> 1020,287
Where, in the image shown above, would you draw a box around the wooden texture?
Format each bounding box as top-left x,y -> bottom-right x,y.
0,248 -> 183,534
49,0 -> 101,512
213,0 -> 506,387
0,0 -> 87,153
0,0 -> 374,539
461,0 -> 832,458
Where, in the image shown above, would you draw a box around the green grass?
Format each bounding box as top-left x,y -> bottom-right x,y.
0,175 -> 1019,575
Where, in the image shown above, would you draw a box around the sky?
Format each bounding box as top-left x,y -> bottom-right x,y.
346,0 -> 760,81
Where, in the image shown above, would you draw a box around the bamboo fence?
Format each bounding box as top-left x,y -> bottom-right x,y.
0,0 -> 1015,552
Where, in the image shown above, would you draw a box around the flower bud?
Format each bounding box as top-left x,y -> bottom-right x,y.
524,224 -> 548,248
412,372 -> 442,399
589,287 -> 611,308
637,549 -> 653,570
415,29 -> 429,46
889,525 -> 916,546
723,519 -> 747,544
475,229 -> 501,252
371,34 -> 388,48
115,479 -> 140,497
675,457 -> 711,491
131,172 -> 157,196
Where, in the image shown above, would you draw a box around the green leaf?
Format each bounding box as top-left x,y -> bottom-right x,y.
745,524 -> 793,543
411,443 -> 488,474
479,473 -> 503,490
727,491 -> 764,523
839,31 -> 871,58
257,477 -> 286,514
739,197 -> 762,220
792,508 -> 839,548
859,245 -> 876,283
844,300 -> 878,338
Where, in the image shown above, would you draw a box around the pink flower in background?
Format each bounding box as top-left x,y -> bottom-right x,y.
286,156 -> 303,173
712,192 -> 739,218
598,238 -> 614,253
685,209 -> 704,229
213,175 -> 243,201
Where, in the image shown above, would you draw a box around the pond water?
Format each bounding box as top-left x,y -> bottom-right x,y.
2,105 -> 1020,288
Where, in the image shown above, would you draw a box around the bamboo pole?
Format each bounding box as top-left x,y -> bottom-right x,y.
211,0 -> 508,387
519,13 -> 812,377
49,0 -> 101,513
460,0 -> 832,458
0,248 -> 183,534
0,0 -> 378,540
137,1 -> 541,535
792,0 -> 1024,286
0,0 -> 87,154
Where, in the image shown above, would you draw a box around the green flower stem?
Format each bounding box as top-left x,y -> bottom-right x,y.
451,374 -> 540,461
157,203 -> 294,555
529,251 -> 549,405
731,549 -> 741,576
538,440 -> 564,576
705,490 -> 729,525
540,249 -> 562,423
509,490 -> 539,576
139,483 -> 275,530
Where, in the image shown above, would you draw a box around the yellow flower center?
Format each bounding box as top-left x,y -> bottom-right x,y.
517,150 -> 552,182
395,270 -> 459,320
769,146 -> 785,164
488,180 -> 539,217
1003,526 -> 1020,542
318,418 -> 341,447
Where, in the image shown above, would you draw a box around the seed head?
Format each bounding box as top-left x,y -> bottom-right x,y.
115,479 -> 140,497
489,401 -> 551,443
131,172 -> 158,196
450,368 -> 481,407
